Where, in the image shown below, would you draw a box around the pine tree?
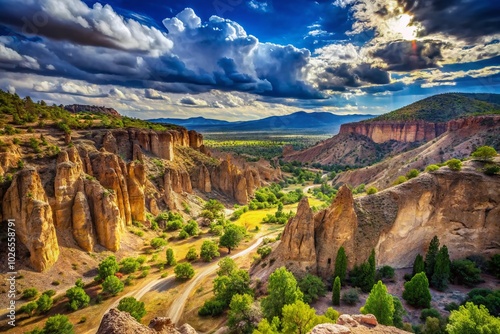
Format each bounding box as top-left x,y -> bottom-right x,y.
425,236 -> 439,279
333,247 -> 347,284
403,272 -> 431,308
367,249 -> 376,291
361,280 -> 395,326
432,245 -> 450,291
413,254 -> 425,276
332,276 -> 341,306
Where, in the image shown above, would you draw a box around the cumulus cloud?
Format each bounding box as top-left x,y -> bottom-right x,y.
144,88 -> 171,102
33,80 -> 107,97
372,40 -> 444,71
179,96 -> 208,106
0,0 -> 172,52
0,41 -> 40,70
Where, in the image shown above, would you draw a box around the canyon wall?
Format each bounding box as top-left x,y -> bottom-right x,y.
339,116 -> 500,144
268,162 -> 500,278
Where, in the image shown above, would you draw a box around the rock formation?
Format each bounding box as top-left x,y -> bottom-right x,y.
65,104 -> 121,116
2,168 -> 59,272
96,309 -> 197,334
310,314 -> 408,334
264,162 -> 500,278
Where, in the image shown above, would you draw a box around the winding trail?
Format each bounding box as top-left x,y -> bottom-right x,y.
87,236 -> 265,333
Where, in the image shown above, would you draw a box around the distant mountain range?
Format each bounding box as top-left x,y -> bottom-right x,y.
148,111 -> 375,134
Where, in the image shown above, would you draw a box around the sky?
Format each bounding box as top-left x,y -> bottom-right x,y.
0,0 -> 499,121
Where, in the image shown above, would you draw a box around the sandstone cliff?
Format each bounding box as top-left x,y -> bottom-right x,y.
2,168 -> 59,272
258,162 -> 500,278
97,309 -> 197,334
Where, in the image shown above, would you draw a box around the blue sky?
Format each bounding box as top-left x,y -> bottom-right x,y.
0,0 -> 499,120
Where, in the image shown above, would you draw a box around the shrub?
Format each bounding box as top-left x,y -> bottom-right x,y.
403,272 -> 431,308
393,175 -> 408,185
185,247 -> 198,261
102,276 -> 124,296
257,245 -> 272,259
150,237 -> 167,249
166,248 -> 177,266
97,256 -> 119,280
178,230 -> 189,239
446,159 -> 462,171
42,314 -> 74,334
42,289 -> 56,297
377,265 -> 395,281
420,308 -> 441,321
484,164 -> 500,175
471,146 -> 497,161
446,302 -> 500,334
198,298 -> 225,316
450,259 -> 482,286
425,164 -> 440,172
166,219 -> 183,231
119,257 -> 140,274
298,273 -> 326,304
366,186 -> 378,195
406,169 -> 420,179
66,287 -> 90,311
174,263 -> 195,280
22,288 -> 38,300
36,294 -> 53,313
200,240 -> 220,262
117,297 -> 146,321
341,289 -> 360,306
488,254 -> 500,278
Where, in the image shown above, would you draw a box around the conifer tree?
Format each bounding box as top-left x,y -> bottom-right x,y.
332,276 -> 341,306
334,247 -> 347,284
361,280 -> 394,326
425,236 -> 439,279
432,245 -> 450,291
413,254 -> 425,276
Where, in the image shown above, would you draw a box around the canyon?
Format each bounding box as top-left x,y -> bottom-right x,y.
254,160 -> 500,279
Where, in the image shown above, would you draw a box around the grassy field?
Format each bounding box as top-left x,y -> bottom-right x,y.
204,132 -> 330,161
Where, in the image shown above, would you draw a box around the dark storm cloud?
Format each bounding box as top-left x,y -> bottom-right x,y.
362,82 -> 405,94
373,40 -> 444,71
315,63 -> 390,91
398,0 -> 500,41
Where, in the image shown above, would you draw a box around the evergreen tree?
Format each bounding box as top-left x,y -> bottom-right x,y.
367,249 -> 376,291
361,280 -> 394,326
413,254 -> 425,276
332,276 -> 341,306
425,236 -> 440,279
403,272 -> 432,308
432,245 -> 450,291
334,247 -> 347,284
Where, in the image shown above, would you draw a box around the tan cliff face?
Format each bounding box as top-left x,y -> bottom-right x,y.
2,168 -> 59,272
0,127 -> 280,272
264,162 -> 499,278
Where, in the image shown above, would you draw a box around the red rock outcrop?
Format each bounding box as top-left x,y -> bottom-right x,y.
263,162 -> 500,278
190,164 -> 212,193
2,168 -> 59,271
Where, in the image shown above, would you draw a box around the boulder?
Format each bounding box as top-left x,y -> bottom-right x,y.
309,324 -> 351,334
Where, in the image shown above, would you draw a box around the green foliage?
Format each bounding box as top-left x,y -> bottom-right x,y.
341,288 -> 360,305
66,287 -> 90,311
446,302 -> 500,334
219,223 -> 246,254
392,296 -> 406,329
403,272 -> 432,308
432,245 -> 450,291
36,294 -> 53,313
425,236 -> 440,279
41,314 -> 74,334
413,254 -> 425,276
217,257 -> 237,277
198,298 -> 226,317
332,276 -> 341,306
406,169 -> 420,179
450,259 -> 482,286
150,237 -> 167,249
483,164 -> 500,175
213,269 -> 252,307
298,274 -> 326,304
393,175 -> 408,185
185,247 -> 198,261
446,159 -> 462,171
182,220 -> 199,237
166,248 -> 177,266
334,246 -> 348,284
117,297 -> 146,321
119,257 -> 140,274
361,281 -> 394,326
254,317 -> 280,334
257,246 -> 272,259
488,254 -> 500,278
324,307 -> 340,322
227,294 -> 258,334
75,279 -> 84,289
420,308 -> 441,321
97,256 -> 119,280
377,265 -> 395,281
366,186 -> 378,195
102,276 -> 124,296
174,263 -> 195,280
423,317 -> 444,334
370,93 -> 500,123
471,146 -> 497,161
20,301 -> 37,317
465,288 -> 500,316
200,240 -> 220,262
262,267 -> 303,320
352,183 -> 366,194
281,300 -> 333,334
425,164 -> 440,172
178,229 -> 189,239
349,249 -> 375,293
22,288 -> 38,300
